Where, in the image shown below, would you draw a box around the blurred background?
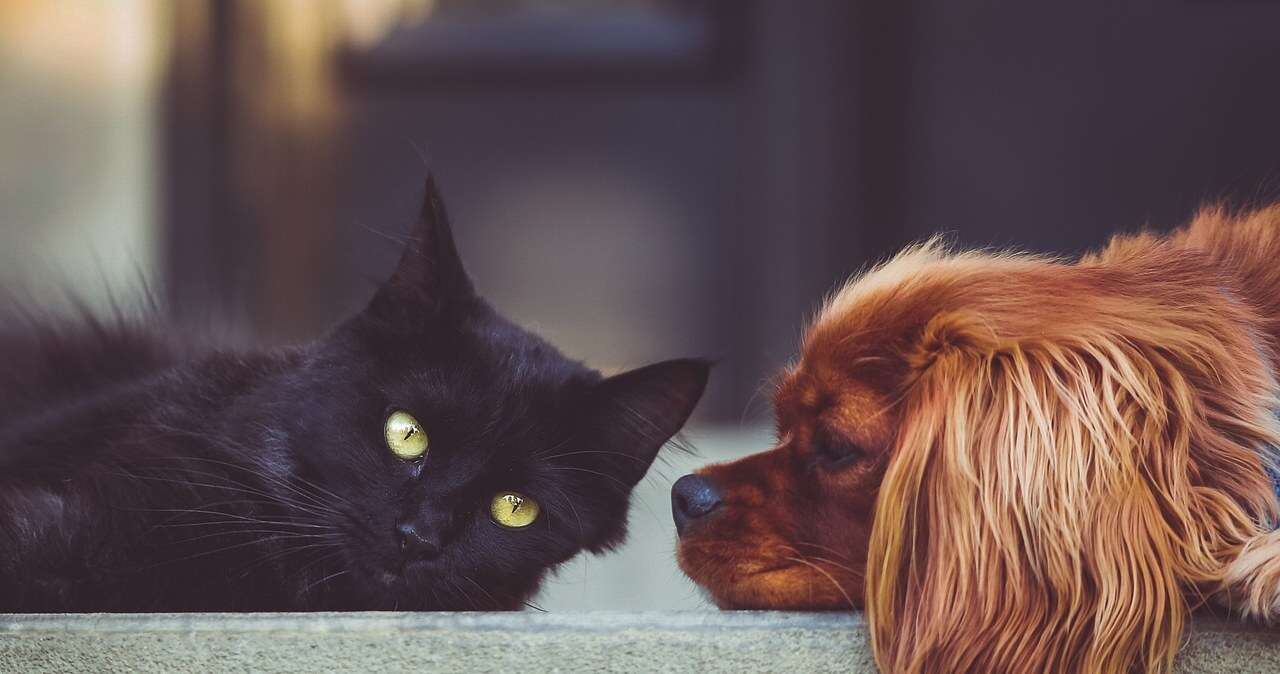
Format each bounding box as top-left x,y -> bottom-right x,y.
3,0 -> 1280,610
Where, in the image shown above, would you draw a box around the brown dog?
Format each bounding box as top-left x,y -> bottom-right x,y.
674,205 -> 1280,673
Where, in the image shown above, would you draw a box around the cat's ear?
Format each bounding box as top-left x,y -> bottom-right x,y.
364,175 -> 475,325
590,358 -> 711,488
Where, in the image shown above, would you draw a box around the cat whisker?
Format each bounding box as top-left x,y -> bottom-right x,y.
235,542 -> 345,580
109,470 -> 328,518
545,466 -> 630,490
301,569 -> 350,594
544,483 -> 586,545
292,549 -> 347,581
286,472 -> 352,510
133,507 -> 336,531
139,534 -> 328,570
124,427 -> 348,514
156,516 -> 336,532
540,450 -> 647,463
529,434 -> 576,460
171,529 -> 339,547
114,465 -> 344,530
155,520 -> 333,535
461,574 -> 502,610
165,454 -> 346,512
246,422 -> 355,505
127,498 -> 277,526
446,577 -> 480,611
143,445 -> 348,514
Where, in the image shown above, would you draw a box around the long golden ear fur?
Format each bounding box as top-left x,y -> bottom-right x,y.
866,305 -> 1280,674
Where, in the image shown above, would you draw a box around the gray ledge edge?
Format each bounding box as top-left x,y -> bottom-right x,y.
1,611 -> 1277,673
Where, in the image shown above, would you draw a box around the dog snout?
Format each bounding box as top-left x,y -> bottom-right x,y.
672,474 -> 723,535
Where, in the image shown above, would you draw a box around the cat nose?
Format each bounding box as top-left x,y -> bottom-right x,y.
396,522 -> 443,560
672,474 -> 722,535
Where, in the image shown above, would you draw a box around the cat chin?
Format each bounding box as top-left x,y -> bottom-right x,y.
356,573 -> 526,611
358,559 -> 467,597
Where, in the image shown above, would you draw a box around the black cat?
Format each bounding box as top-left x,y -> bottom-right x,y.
0,177 -> 708,612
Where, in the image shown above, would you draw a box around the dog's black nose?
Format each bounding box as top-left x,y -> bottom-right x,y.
396,522 -> 442,560
672,474 -> 722,534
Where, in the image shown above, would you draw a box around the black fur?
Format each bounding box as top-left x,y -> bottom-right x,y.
0,177 -> 709,612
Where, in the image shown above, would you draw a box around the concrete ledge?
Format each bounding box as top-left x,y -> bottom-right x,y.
1,612 -> 1277,673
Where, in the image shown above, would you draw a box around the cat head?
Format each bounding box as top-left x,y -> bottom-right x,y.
271,177 -> 709,609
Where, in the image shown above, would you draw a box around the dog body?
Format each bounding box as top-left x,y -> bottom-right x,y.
675,205 -> 1280,673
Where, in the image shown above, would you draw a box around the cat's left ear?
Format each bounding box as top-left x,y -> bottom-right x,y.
589,358 -> 712,487
364,175 -> 476,326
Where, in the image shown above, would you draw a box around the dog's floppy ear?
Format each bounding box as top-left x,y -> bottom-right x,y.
866,314 -> 1278,674
903,311 -> 997,374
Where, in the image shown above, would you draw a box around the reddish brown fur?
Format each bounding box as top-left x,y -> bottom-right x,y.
677,205 -> 1280,673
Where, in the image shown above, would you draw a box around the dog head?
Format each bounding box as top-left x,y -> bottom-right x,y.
675,235 -> 1280,673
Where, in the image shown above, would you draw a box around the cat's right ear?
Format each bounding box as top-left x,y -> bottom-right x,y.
589,358 -> 712,487
363,175 -> 476,327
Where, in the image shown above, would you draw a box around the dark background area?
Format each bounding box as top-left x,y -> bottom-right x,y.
69,0 -> 1280,422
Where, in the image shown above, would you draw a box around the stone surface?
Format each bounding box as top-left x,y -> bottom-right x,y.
1,611 -> 1278,673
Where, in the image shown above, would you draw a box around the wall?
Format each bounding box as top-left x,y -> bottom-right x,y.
0,0 -> 162,310
890,0 -> 1280,254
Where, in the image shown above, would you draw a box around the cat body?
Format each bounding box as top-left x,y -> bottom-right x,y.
0,178 -> 708,612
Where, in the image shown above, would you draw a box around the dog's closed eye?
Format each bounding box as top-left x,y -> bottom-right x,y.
813,427 -> 866,467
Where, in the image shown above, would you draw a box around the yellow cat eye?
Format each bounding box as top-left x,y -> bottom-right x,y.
490,491 -> 540,529
384,410 -> 429,460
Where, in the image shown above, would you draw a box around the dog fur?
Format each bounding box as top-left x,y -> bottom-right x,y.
676,204 -> 1280,673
